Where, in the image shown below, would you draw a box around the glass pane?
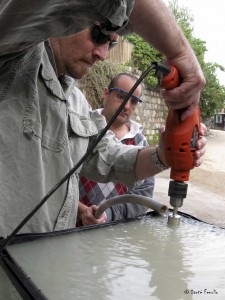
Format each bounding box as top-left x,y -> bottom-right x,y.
6,216 -> 225,300
0,264 -> 23,299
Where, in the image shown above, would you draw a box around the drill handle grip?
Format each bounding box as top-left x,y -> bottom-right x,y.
161,65 -> 181,90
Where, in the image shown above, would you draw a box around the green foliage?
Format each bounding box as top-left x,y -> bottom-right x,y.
169,0 -> 194,37
124,34 -> 163,87
145,133 -> 159,146
200,63 -> 225,118
84,60 -> 126,109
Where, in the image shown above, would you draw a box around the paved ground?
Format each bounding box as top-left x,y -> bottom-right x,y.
154,129 -> 225,228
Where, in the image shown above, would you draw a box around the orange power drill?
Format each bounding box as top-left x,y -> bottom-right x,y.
160,65 -> 201,225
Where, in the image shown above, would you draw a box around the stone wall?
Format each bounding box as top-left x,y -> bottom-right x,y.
133,87 -> 168,137
124,69 -> 168,137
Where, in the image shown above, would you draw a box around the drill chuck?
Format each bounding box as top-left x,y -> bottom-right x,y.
168,180 -> 188,208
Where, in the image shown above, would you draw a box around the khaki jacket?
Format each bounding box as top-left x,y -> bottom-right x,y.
0,0 -> 140,237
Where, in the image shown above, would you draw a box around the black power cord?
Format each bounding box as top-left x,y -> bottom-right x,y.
0,62 -> 171,252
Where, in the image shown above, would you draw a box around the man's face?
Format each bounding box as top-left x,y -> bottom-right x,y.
50,25 -> 118,79
102,76 -> 142,125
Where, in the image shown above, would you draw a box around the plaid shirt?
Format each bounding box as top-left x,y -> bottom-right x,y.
79,112 -> 155,221
79,136 -> 141,206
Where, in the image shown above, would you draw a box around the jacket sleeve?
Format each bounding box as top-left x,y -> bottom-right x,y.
81,130 -> 143,189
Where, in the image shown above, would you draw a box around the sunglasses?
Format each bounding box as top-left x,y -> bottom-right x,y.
90,25 -> 118,50
109,88 -> 142,108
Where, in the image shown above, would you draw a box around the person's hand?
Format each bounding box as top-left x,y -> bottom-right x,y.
194,123 -> 207,167
157,123 -> 207,168
80,205 -> 107,226
161,55 -> 206,121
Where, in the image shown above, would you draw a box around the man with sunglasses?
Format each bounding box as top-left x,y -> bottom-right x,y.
79,73 -> 155,225
0,1 -> 206,237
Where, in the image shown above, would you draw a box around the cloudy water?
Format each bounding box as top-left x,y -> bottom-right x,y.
6,215 -> 225,300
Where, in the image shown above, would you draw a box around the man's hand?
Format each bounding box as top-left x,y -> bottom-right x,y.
162,55 -> 206,121
193,123 -> 207,167
78,203 -> 107,226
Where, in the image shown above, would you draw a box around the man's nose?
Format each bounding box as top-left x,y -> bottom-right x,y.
124,98 -> 132,109
93,44 -> 109,61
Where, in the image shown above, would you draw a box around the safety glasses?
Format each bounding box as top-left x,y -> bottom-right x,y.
109,88 -> 142,108
90,24 -> 118,50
